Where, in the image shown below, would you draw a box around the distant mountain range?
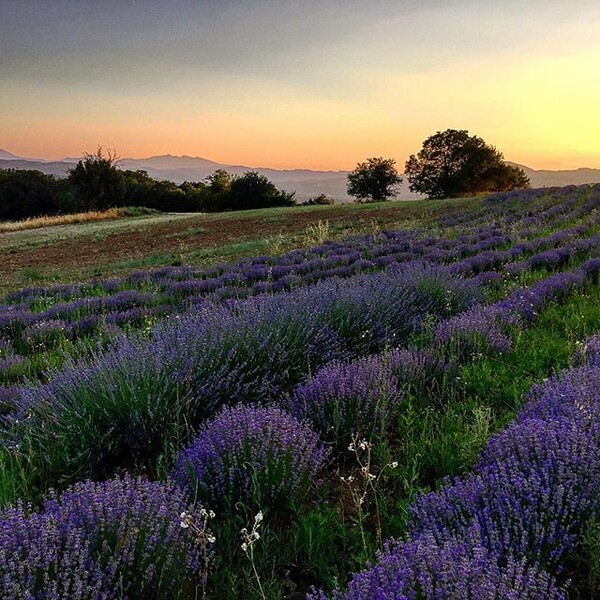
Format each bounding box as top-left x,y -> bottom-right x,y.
1,149 -> 600,203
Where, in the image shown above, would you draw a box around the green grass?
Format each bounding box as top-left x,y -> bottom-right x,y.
202,266 -> 598,598
0,213 -> 196,253
0,196 -> 482,293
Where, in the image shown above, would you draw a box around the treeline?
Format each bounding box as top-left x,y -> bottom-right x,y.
0,150 -> 296,221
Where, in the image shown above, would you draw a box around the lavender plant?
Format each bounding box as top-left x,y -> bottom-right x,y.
409,417 -> 600,573
174,404 -> 329,516
286,355 -> 401,449
0,475 -> 210,599
309,534 -> 564,599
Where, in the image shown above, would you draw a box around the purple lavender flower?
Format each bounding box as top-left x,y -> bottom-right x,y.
71,314 -> 101,336
582,257 -> 600,283
528,249 -> 568,271
518,365 -> 600,423
310,534 -> 564,599
174,404 -> 329,514
0,475 -> 209,599
0,307 -> 35,336
104,306 -> 145,326
21,319 -> 73,347
386,347 -> 452,397
579,333 -> 600,367
0,385 -> 21,417
286,354 -> 402,448
409,417 -> 600,574
434,305 -> 514,355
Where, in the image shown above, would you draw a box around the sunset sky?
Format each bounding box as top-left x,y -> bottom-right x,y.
2,0 -> 599,171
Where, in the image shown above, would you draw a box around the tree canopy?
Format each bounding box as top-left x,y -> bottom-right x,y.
347,157 -> 402,203
68,147 -> 125,211
404,129 -> 530,199
227,171 -> 296,211
0,169 -> 74,221
0,156 -> 297,221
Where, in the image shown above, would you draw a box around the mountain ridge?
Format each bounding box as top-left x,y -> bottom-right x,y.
0,149 -> 21,160
1,150 -> 599,202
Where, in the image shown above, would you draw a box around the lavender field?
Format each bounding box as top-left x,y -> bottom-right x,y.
2,185 -> 600,598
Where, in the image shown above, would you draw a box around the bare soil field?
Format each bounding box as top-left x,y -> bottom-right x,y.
0,198 -> 477,292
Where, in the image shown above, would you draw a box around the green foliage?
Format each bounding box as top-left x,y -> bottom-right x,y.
583,518 -> 600,596
405,129 -> 530,199
121,169 -> 203,212
0,169 -> 75,220
347,157 -> 402,203
1,159 -> 297,222
116,205 -> 162,217
67,147 -> 125,211
228,171 -> 296,210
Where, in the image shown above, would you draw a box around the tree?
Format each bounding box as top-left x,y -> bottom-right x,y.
404,129 -> 530,199
228,171 -> 295,210
0,169 -> 74,220
68,147 -> 125,211
347,157 -> 402,203
206,169 -> 233,196
202,170 -> 295,212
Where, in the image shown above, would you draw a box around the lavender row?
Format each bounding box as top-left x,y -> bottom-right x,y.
6,238 -> 600,475
313,325 -> 600,599
0,221 -> 517,386
7,264 -> 480,483
435,257 -> 600,355
171,254 -> 600,529
0,476 -> 210,599
2,185 -> 598,340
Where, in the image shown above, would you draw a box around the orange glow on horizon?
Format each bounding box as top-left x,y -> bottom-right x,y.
3,40 -> 600,173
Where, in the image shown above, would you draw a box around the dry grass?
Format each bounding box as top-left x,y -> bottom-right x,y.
0,208 -> 127,234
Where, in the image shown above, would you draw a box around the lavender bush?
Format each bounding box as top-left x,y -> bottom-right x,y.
409,417 -> 600,573
309,534 -> 564,599
285,348 -> 449,449
286,354 -> 402,449
14,335 -> 184,480
0,475 -> 210,599
174,404 -> 329,516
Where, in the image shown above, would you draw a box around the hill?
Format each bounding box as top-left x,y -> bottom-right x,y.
2,150 -> 600,202
1,185 -> 600,598
0,148 -> 21,160
511,162 -> 600,187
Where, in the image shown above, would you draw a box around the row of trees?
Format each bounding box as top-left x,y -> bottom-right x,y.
0,149 -> 295,221
69,148 -> 296,213
347,129 -> 530,202
0,130 -> 531,220
0,170 -> 76,221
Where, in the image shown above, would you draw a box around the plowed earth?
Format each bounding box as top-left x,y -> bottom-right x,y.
0,199 -> 476,291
